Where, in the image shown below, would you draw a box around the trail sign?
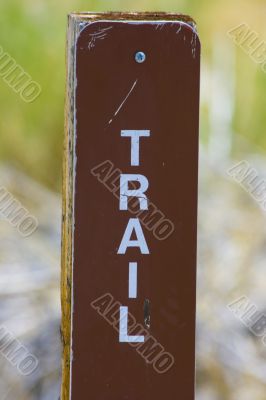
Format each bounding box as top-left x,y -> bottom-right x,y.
62,12 -> 200,400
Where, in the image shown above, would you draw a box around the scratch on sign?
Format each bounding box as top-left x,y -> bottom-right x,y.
176,24 -> 182,35
108,79 -> 138,125
88,26 -> 113,50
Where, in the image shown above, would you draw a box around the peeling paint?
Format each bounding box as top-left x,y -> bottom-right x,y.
144,299 -> 151,329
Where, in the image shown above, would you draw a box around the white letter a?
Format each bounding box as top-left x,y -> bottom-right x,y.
117,218 -> 149,254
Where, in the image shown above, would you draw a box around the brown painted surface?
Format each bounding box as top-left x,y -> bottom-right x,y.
71,19 -> 200,400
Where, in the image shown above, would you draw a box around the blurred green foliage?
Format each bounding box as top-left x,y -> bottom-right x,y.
0,0 -> 265,190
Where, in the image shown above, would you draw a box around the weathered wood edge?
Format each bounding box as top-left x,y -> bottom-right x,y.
68,11 -> 196,27
61,14 -> 80,400
61,12 -> 197,400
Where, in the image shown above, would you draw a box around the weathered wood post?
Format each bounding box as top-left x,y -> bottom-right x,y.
61,12 -> 200,400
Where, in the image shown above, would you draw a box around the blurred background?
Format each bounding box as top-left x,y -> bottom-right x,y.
0,0 -> 266,399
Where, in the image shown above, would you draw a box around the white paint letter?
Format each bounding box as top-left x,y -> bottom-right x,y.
120,174 -> 149,211
119,306 -> 144,343
129,262 -> 138,298
118,218 -> 149,254
121,130 -> 150,166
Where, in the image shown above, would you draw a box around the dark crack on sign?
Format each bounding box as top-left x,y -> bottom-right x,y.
144,299 -> 151,329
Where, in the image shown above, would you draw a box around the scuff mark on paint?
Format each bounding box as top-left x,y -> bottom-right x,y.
144,299 -> 151,329
155,23 -> 165,30
88,26 -> 113,50
176,24 -> 182,35
191,22 -> 198,59
79,22 -> 88,32
108,79 -> 138,125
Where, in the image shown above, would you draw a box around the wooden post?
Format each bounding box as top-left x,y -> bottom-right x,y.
61,12 -> 200,400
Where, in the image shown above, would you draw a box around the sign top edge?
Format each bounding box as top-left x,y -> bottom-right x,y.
68,12 -> 196,27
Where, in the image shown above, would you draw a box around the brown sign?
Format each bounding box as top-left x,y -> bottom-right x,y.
62,12 -> 200,400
